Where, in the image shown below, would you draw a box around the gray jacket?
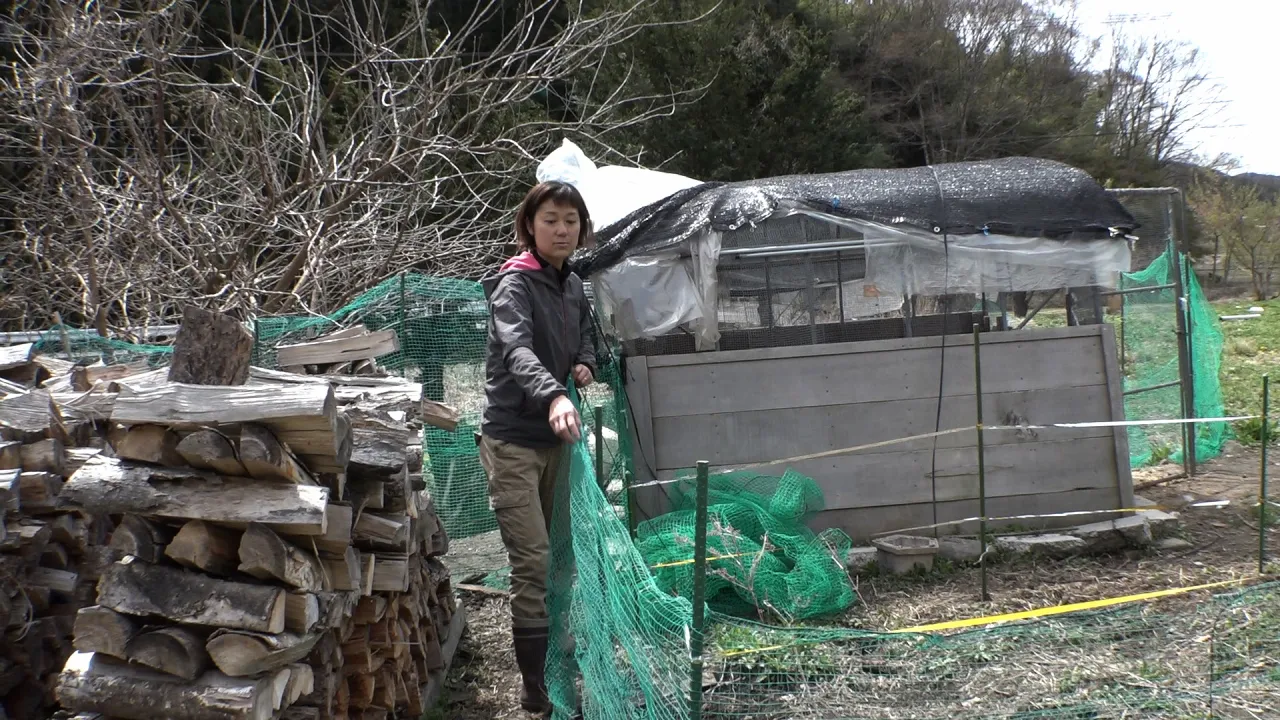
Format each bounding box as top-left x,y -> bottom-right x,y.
480,251 -> 596,448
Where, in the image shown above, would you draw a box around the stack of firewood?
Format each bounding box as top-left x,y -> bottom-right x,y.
0,358 -> 115,720
0,308 -> 464,720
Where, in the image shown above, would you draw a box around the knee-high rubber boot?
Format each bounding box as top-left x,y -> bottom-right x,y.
512,626 -> 552,714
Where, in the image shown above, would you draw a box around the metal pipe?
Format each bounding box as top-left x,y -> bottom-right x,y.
689,460 -> 710,720
1183,250 -> 1198,476
1123,380 -> 1184,396
1260,375 -> 1270,575
974,326 -> 990,602
1098,283 -> 1177,297
1169,231 -> 1193,477
723,238 -> 896,257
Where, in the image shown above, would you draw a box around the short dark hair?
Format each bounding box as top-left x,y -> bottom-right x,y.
514,181 -> 592,252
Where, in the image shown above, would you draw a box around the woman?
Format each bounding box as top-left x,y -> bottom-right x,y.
479,180 -> 595,715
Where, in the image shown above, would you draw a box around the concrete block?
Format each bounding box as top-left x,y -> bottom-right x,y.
871,535 -> 938,575
1113,514 -> 1154,545
994,534 -> 1087,558
1138,509 -> 1180,539
1133,495 -> 1158,508
846,546 -> 878,572
938,537 -> 983,564
1068,515 -> 1152,550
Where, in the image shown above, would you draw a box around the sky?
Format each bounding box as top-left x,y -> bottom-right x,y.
1071,0 -> 1279,176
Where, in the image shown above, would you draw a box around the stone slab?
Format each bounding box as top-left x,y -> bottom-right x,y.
995,534 -> 1087,558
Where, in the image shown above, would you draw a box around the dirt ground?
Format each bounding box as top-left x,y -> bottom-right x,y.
435,443 -> 1280,719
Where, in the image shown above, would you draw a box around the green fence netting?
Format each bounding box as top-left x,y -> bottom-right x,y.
548,386 -> 1280,719
1119,247 -> 1229,468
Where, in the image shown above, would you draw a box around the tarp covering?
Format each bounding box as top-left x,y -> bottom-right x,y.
570,156 -> 1138,277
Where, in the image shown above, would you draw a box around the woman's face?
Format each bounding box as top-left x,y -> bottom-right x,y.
528,199 -> 580,267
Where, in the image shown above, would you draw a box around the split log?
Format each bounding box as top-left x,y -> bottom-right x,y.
97,559 -> 287,634
19,437 -> 65,475
64,447 -> 102,475
41,540 -> 71,569
239,523 -> 327,592
371,554 -> 409,593
284,592 -> 319,634
352,596 -> 387,625
421,399 -> 460,432
0,389 -> 67,443
30,567 -> 78,595
238,424 -> 316,485
315,591 -> 357,631
0,342 -> 35,372
56,651 -> 284,720
345,411 -> 409,481
73,606 -> 139,659
0,468 -> 18,512
127,625 -> 212,681
353,513 -> 408,549
166,520 -> 243,575
109,514 -> 175,564
48,513 -> 90,555
71,362 -> 146,392
312,504 -> 353,555
111,382 -> 350,473
62,455 -> 329,535
358,553 -> 376,596
112,424 -> 184,467
275,330 -> 399,368
0,439 -> 21,468
177,428 -> 247,477
167,306 -> 253,386
18,471 -> 63,513
284,662 -> 315,705
280,706 -> 320,720
348,477 -> 385,511
206,629 -> 321,677
321,546 -> 363,592
10,519 -> 51,560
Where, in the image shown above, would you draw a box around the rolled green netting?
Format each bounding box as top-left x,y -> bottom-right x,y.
1120,247 -> 1229,467
636,469 -> 855,622
30,327 -> 173,366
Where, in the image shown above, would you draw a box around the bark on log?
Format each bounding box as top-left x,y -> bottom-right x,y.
167,306 -> 253,386
109,514 -> 175,564
0,389 -> 67,443
112,425 -> 185,467
55,651 -> 283,720
97,559 -> 287,634
111,382 -> 349,473
72,606 -> 139,659
274,330 -> 399,368
238,524 -> 327,592
206,629 -> 321,678
165,520 -> 243,576
63,455 -> 329,535
19,437 -> 64,475
177,428 -> 247,477
127,625 -> 212,681
238,424 -> 316,485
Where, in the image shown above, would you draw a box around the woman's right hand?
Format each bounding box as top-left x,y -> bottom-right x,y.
549,395 -> 581,443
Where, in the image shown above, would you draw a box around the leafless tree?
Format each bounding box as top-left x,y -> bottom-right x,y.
0,0 -> 702,333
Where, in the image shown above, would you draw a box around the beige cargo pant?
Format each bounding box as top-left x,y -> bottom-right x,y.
478,435 -> 566,629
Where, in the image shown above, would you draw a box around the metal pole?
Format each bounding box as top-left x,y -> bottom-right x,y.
594,405 -> 606,491
689,460 -> 710,720
626,471 -> 640,539
1183,251 -> 1198,476
1260,375 -> 1270,575
1169,233 -> 1193,477
974,326 -> 990,602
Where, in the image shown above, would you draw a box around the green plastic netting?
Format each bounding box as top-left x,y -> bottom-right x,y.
547,385 -> 1280,719
1119,247 -> 1230,467
635,469 -> 855,622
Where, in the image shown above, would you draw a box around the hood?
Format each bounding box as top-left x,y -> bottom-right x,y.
482,251 -> 564,298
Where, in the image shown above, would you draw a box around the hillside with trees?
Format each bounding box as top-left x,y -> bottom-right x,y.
0,0 -> 1268,332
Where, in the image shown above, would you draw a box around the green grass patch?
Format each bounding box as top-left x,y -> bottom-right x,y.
1211,298 -> 1280,425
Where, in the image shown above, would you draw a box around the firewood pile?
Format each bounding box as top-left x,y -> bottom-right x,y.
1,352 -> 115,720
1,307 -> 465,720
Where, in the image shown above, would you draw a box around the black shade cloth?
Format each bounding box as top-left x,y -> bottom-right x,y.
571,157 -> 1138,277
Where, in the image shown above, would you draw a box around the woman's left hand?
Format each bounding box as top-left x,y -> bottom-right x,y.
573,364 -> 594,387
